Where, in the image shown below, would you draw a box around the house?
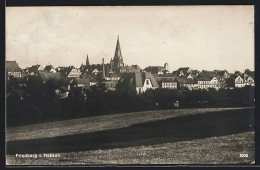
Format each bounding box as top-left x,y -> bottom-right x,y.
187,70 -> 200,79
134,72 -> 159,94
6,61 -> 21,79
144,63 -> 169,74
37,70 -> 61,83
69,75 -> 97,90
197,76 -> 220,90
56,66 -> 81,78
234,75 -> 244,88
27,64 -> 43,76
44,65 -> 56,73
67,66 -> 81,78
215,70 -> 230,79
243,69 -> 255,87
176,78 -> 198,90
244,76 -> 255,87
160,78 -> 178,89
55,86 -> 69,98
173,67 -> 191,78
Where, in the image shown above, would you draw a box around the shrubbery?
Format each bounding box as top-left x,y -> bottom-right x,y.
6,76 -> 255,127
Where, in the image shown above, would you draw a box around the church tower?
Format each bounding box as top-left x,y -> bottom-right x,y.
112,36 -> 124,72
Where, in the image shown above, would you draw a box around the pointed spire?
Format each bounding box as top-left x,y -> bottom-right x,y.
114,35 -> 122,59
86,54 -> 89,66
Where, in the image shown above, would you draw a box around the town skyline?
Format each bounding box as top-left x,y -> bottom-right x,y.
6,6 -> 254,72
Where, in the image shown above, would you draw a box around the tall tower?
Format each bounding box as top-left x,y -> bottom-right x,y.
86,54 -> 89,66
102,58 -> 105,79
164,62 -> 169,71
113,36 -> 124,72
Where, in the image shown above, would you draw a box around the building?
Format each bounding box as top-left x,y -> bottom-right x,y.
69,76 -> 97,90
187,70 -> 200,79
244,76 -> 254,87
234,75 -> 244,88
243,69 -> 255,87
176,78 -> 198,90
6,61 -> 22,79
23,64 -> 43,77
197,76 -> 220,90
215,70 -> 230,79
79,54 -> 90,74
173,67 -> 191,78
134,72 -> 159,94
160,78 -> 178,89
37,70 -> 61,83
56,66 -> 81,78
144,63 -> 169,75
110,36 -> 125,73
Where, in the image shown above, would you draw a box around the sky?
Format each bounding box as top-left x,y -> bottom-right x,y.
6,6 -> 254,73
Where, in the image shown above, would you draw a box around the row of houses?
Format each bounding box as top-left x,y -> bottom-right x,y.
6,60 -> 255,96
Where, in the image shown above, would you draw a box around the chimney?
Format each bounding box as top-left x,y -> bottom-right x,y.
102,58 -> 105,79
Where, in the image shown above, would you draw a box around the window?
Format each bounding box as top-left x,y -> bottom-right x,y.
146,79 -> 149,85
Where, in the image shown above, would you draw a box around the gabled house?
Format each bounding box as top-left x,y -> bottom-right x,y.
27,64 -> 43,76
243,69 -> 255,87
6,61 -> 21,79
134,72 -> 159,94
234,75 -> 244,88
215,70 -> 230,79
187,70 -> 200,79
173,67 -> 191,77
67,66 -> 81,78
197,76 -> 220,90
56,66 -> 81,78
244,76 -> 255,87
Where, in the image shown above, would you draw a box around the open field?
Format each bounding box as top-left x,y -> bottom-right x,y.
6,107 -> 255,165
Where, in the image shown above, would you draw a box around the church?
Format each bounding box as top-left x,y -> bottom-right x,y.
109,36 -> 141,74
81,36 -> 141,76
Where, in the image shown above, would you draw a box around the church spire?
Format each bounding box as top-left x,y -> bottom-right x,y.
114,35 -> 123,59
86,54 -> 89,66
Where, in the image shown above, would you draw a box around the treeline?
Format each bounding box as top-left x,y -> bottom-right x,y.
6,74 -> 254,127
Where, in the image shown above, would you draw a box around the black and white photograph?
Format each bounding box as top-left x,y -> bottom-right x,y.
5,5 -> 255,165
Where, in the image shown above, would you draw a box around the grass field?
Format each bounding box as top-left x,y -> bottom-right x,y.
6,107 -> 255,165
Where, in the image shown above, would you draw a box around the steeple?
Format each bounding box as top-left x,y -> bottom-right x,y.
114,35 -> 123,59
86,54 -> 89,66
